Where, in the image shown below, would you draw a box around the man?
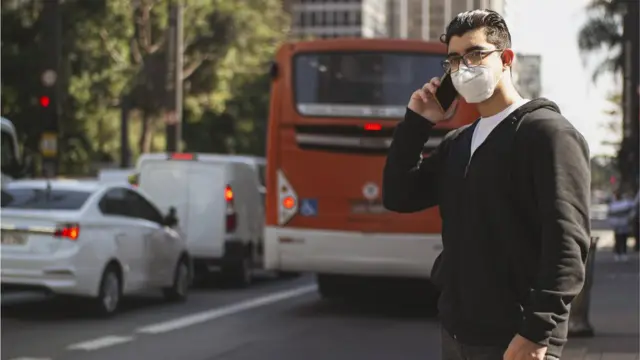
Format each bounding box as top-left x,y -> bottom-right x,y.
607,190 -> 633,262
382,9 -> 590,360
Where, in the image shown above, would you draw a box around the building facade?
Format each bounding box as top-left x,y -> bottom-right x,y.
286,0 -> 506,40
387,0 -> 506,41
512,54 -> 542,100
289,0 -> 388,39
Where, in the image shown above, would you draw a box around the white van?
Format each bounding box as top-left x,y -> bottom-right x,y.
136,153 -> 265,287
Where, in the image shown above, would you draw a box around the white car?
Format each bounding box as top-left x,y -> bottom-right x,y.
0,179 -> 191,316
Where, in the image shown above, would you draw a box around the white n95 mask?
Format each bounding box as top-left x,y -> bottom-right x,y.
451,65 -> 503,104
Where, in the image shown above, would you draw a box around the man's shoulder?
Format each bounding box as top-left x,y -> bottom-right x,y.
518,107 -> 586,147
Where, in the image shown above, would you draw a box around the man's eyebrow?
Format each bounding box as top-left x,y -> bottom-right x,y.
447,45 -> 489,56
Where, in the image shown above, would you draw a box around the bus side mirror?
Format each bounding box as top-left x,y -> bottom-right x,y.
269,61 -> 278,80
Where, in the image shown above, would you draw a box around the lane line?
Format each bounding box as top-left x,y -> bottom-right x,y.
9,358 -> 52,360
136,285 -> 317,335
67,335 -> 135,351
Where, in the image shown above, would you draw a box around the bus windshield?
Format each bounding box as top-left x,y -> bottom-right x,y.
294,51 -> 446,118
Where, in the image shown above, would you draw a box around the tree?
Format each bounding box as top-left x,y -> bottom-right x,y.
577,0 -> 625,81
123,0 -> 288,154
591,155 -> 619,192
1,0 -> 289,174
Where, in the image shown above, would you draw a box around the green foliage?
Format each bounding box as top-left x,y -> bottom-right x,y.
577,0 -> 625,81
1,0 -> 288,174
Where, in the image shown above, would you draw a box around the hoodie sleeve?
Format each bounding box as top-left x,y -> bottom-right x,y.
382,108 -> 448,213
518,126 -> 591,345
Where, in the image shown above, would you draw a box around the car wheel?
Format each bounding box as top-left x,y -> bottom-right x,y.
96,266 -> 121,316
163,257 -> 190,302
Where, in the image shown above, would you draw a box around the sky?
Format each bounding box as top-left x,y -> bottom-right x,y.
506,0 -> 620,156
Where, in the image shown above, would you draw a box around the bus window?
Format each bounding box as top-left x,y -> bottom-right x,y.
294,51 -> 446,118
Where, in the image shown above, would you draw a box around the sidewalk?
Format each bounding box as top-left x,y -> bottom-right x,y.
563,230 -> 640,360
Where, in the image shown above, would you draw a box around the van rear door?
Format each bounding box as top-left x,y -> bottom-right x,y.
185,162 -> 225,258
138,160 -> 190,237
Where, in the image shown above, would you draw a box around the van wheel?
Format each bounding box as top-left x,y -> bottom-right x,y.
95,266 -> 121,317
163,257 -> 190,302
223,257 -> 252,288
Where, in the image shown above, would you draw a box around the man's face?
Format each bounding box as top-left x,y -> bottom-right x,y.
446,27 -> 512,76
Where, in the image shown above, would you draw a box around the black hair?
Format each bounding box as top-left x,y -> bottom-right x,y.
440,9 -> 512,50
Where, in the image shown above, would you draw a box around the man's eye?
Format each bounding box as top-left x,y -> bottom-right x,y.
467,52 -> 483,62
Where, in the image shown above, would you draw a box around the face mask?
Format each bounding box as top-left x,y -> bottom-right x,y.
451,64 -> 503,104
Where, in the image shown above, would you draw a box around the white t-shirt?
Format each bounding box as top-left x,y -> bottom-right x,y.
470,99 -> 530,157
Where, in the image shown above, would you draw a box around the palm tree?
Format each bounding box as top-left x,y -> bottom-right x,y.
577,0 -> 626,81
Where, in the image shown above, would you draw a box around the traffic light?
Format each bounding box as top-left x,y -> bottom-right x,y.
38,90 -> 57,131
39,95 -> 51,107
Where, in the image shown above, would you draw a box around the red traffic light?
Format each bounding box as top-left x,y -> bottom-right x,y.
39,96 -> 50,107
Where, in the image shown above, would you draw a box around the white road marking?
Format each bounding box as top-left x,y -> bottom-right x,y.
67,335 -> 135,351
136,285 -> 317,335
9,358 -> 52,360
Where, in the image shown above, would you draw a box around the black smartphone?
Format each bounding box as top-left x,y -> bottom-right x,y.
434,72 -> 459,113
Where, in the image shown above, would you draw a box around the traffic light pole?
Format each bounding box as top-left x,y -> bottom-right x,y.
165,0 -> 183,152
40,0 -> 61,177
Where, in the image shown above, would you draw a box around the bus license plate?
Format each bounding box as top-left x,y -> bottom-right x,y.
1,232 -> 26,246
351,202 -> 388,214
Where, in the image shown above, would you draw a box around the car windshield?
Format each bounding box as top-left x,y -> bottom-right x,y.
1,187 -> 93,210
294,51 -> 446,118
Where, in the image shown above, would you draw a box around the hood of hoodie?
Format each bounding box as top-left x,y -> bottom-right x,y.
511,97 -> 561,119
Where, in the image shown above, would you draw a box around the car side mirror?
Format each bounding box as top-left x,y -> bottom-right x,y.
163,206 -> 179,227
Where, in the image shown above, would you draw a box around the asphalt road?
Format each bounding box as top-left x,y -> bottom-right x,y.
2,272 -> 443,360
2,227 -> 618,360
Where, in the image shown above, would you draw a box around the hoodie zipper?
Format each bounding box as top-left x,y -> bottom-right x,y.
464,115 -> 518,179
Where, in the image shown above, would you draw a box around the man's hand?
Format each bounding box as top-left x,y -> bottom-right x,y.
408,77 -> 458,123
503,334 -> 547,360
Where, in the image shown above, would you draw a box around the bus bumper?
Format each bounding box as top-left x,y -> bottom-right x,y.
264,226 -> 442,278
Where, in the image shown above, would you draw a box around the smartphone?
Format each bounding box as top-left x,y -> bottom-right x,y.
434,72 -> 459,113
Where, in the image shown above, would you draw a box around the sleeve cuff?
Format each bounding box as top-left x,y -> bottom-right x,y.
405,108 -> 437,127
518,315 -> 553,346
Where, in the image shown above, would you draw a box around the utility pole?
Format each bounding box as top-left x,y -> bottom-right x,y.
40,0 -> 62,177
621,0 -> 639,190
120,95 -> 131,168
165,0 -> 184,152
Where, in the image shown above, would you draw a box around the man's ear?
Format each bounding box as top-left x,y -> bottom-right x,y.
501,48 -> 515,70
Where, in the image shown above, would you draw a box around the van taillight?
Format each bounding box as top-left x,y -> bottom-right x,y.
54,224 -> 80,241
225,186 -> 234,202
225,185 -> 237,233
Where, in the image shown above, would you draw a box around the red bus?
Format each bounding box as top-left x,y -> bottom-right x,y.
263,38 -> 479,297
